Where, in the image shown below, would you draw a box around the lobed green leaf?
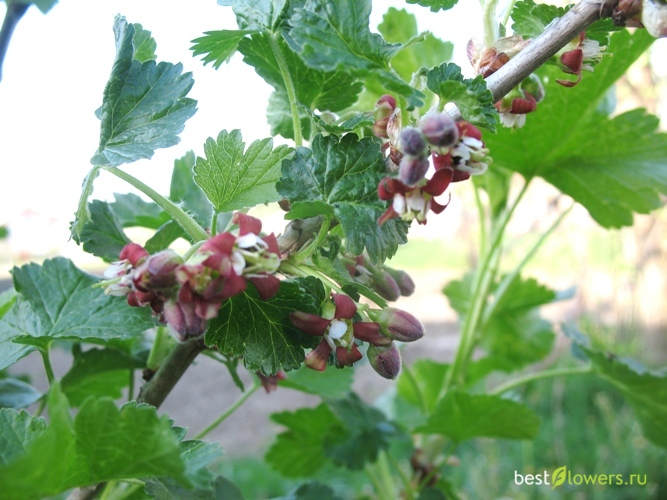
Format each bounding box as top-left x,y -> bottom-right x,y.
191,30 -> 254,69
80,200 -> 131,262
0,258 -> 156,370
417,391 -> 540,441
194,129 -> 292,213
205,277 -> 325,375
426,63 -> 497,131
278,134 -> 409,264
287,0 -> 424,109
0,385 -> 188,498
91,16 -> 197,167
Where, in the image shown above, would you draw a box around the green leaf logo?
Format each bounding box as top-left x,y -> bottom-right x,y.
552,465 -> 567,489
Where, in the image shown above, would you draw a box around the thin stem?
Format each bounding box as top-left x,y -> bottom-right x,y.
500,0 -> 520,26
146,326 -> 169,371
105,167 -> 209,242
490,365 -> 593,395
292,216 -> 331,263
40,349 -> 55,385
473,183 -> 488,256
280,261 -> 346,294
268,33 -> 302,147
482,0 -> 501,48
194,379 -> 261,439
440,179 -> 531,398
481,203 -> 574,326
210,211 -> 219,236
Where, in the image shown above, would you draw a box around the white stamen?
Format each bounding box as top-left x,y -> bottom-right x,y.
236,233 -> 266,249
392,193 -> 407,214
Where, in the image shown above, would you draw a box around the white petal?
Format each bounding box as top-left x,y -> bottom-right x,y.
231,251 -> 246,275
328,319 -> 348,340
392,194 -> 407,214
236,233 -> 265,249
406,190 -> 426,212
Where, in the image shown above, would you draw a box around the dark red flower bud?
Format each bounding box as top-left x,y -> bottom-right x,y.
163,300 -> 207,340
370,307 -> 424,342
399,155 -> 430,186
367,343 -> 401,379
398,127 -> 427,157
383,267 -> 415,296
352,321 -> 392,346
419,111 -> 459,149
257,370 -> 287,393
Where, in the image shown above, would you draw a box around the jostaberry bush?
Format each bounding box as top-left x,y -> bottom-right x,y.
1,0 -> 666,498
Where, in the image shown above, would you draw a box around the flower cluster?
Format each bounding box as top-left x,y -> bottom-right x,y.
289,293 -> 423,379
494,74 -> 545,129
373,99 -> 491,225
102,212 -> 281,340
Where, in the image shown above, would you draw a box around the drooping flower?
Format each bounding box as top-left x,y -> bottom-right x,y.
290,294 -> 388,372
556,32 -> 605,87
378,168 -> 453,226
373,94 -> 397,138
257,370 -> 287,393
467,36 -> 530,78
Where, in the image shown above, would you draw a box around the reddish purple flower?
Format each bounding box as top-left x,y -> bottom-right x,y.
290,294 -> 387,372
257,370 -> 287,393
373,94 -> 397,139
431,121 -> 490,177
556,32 -> 605,87
378,168 -> 453,226
367,343 -> 402,380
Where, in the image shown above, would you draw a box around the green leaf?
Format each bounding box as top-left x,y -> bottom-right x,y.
266,403 -> 339,477
484,30 -> 661,228
378,8 -> 453,82
416,391 -> 540,441
238,33 -> 362,140
0,385 -> 188,498
145,220 -> 189,253
569,330 -> 667,449
110,193 -> 169,229
307,110 -> 375,136
0,288 -> 17,319
405,0 -> 459,12
80,200 -> 131,262
279,364 -> 354,399
0,300 -> 35,371
176,440 -> 224,489
194,129 -> 292,212
91,16 -> 197,167
61,348 -> 139,407
0,379 -> 42,409
132,23 -> 157,62
444,275 -> 556,372
323,393 -> 396,470
7,0 -> 58,14
0,409 -> 47,466
267,89 -> 313,141
426,63 -> 497,132
277,134 -> 409,264
170,151 -> 213,226
220,0 -> 287,31
290,482 -> 343,500
287,0 -> 424,109
0,258 -> 156,361
397,359 -> 449,415
191,30 -> 254,69
145,475 -> 243,500
0,225 -> 8,239
205,277 -> 325,375
510,0 -> 569,39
